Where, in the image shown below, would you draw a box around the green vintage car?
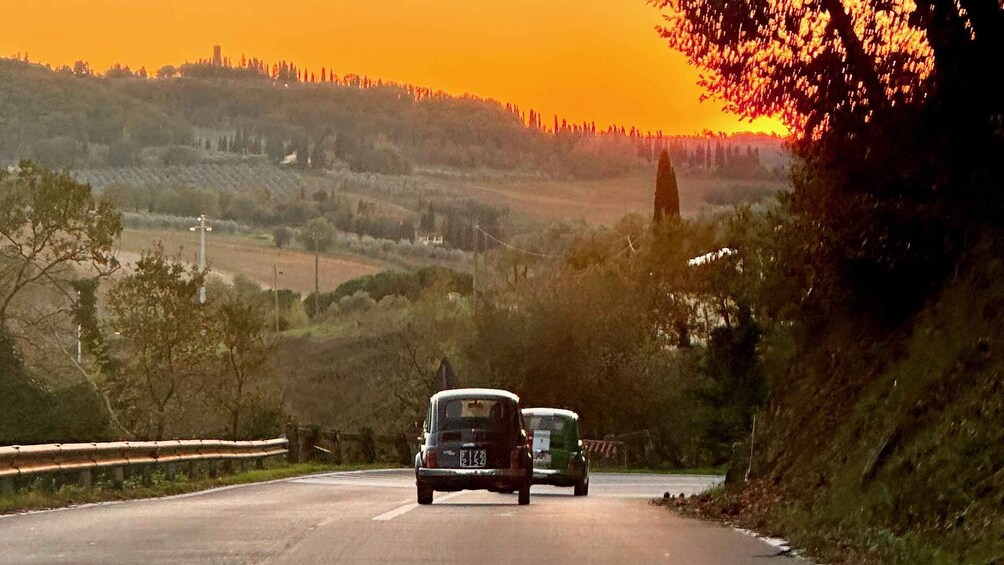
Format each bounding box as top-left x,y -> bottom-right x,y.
522,408 -> 589,496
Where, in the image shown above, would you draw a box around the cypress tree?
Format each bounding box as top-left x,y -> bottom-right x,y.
653,149 -> 681,223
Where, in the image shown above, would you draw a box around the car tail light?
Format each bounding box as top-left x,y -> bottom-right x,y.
427,450 -> 437,468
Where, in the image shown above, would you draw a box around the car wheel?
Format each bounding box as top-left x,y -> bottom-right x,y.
517,480 -> 531,505
417,482 -> 434,505
574,475 -> 589,497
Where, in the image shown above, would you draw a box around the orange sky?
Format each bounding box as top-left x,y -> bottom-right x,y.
1,0 -> 786,136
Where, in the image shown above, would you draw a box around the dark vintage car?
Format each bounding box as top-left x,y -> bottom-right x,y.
523,408 -> 589,496
415,388 -> 533,505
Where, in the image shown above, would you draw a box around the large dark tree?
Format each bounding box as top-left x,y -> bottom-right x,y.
653,149 -> 680,223
651,0 -> 1004,323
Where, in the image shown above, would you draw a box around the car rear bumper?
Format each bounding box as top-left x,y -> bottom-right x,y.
531,468 -> 584,486
417,467 -> 527,491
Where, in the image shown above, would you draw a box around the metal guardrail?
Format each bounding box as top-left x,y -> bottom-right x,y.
0,438 -> 288,492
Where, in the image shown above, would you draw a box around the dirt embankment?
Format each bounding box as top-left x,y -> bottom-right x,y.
675,243 -> 1004,564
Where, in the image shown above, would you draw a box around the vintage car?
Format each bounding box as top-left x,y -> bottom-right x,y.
522,408 -> 589,496
415,388 -> 533,505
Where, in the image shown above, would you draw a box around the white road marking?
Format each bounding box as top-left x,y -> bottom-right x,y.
372,491 -> 466,521
292,478 -> 413,489
315,516 -> 337,528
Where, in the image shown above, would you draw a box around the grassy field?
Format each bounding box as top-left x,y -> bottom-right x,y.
443,170 -> 788,225
118,228 -> 388,294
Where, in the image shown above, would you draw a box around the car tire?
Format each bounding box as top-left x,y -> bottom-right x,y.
417,482 -> 434,505
517,480 -> 531,505
574,475 -> 589,497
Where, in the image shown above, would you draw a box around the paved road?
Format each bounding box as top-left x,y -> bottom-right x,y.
0,469 -> 799,564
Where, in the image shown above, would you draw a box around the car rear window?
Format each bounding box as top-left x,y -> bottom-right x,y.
438,398 -> 516,432
525,415 -> 575,448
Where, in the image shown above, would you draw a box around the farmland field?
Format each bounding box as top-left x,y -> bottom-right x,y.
76,163 -> 307,194
117,228 -> 388,294
438,170 -> 788,225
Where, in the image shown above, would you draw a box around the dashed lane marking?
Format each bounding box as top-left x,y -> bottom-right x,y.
372,491 -> 467,521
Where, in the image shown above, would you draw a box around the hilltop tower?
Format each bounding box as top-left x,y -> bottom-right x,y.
212,45 -> 222,67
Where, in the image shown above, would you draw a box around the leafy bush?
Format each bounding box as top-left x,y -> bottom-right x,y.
162,145 -> 201,166
307,266 -> 472,316
0,328 -> 111,444
348,145 -> 413,175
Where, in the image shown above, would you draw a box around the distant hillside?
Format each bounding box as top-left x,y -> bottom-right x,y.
0,59 -> 189,168
0,57 -> 788,181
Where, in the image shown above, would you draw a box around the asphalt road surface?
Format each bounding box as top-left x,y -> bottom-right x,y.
0,469 -> 801,564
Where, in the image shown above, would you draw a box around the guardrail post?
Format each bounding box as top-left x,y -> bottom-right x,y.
166,462 -> 176,481
79,469 -> 93,489
187,461 -> 198,480
255,457 -> 265,470
112,467 -> 125,489
39,475 -> 56,493
1,478 -> 13,496
141,465 -> 153,487
208,461 -> 219,479
286,422 -> 299,463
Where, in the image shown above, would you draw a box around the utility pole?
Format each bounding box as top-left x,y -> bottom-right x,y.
273,263 -> 283,333
189,214 -> 213,304
75,289 -> 82,364
313,232 -> 319,320
472,222 -> 479,315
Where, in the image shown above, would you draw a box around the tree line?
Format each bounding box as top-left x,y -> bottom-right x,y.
1,55 -> 785,180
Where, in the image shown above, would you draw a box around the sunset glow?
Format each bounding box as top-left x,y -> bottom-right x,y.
0,0 -> 787,136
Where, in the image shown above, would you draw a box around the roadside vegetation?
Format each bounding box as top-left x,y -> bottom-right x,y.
0,461 -> 394,515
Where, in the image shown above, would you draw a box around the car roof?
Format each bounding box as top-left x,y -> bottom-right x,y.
522,407 -> 579,420
431,388 -> 520,403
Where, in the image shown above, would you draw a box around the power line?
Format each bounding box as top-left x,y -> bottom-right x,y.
474,226 -> 646,262
473,226 -> 558,258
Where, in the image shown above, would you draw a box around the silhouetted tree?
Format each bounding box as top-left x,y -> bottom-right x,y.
653,150 -> 680,223
651,0 -> 1004,321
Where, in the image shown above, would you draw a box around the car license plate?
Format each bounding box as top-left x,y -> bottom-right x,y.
461,449 -> 486,468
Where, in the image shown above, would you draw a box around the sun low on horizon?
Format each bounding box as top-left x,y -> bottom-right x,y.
1,0 -> 786,136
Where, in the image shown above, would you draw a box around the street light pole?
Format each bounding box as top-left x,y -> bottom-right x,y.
189,214 -> 213,304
